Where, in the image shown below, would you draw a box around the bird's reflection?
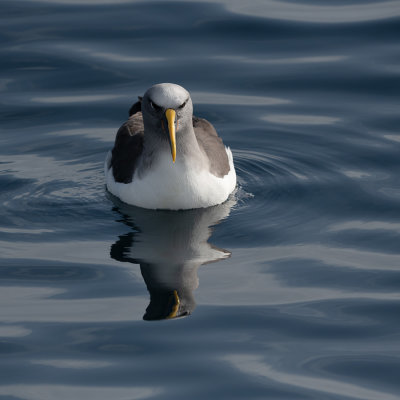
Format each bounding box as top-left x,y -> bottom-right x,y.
109,195 -> 235,321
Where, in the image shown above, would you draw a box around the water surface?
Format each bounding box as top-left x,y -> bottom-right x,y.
1,0 -> 400,399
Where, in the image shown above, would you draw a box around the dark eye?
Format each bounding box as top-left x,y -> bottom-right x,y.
178,100 -> 187,110
150,100 -> 162,112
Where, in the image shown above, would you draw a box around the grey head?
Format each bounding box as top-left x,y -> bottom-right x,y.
141,83 -> 194,162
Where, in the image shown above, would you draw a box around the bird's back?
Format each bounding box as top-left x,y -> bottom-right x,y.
192,117 -> 231,178
110,112 -> 231,183
110,113 -> 144,183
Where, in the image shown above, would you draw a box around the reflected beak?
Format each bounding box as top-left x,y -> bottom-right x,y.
166,290 -> 180,319
165,108 -> 176,163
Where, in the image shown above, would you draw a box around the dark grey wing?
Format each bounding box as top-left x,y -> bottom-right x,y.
111,112 -> 144,183
129,99 -> 142,116
193,116 -> 230,178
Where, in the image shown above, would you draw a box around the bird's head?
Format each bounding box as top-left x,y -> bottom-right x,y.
142,83 -> 193,163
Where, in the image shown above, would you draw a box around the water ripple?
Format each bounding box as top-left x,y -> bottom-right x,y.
1,0 -> 400,399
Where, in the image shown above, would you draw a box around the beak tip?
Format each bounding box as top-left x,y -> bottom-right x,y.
166,109 -> 177,164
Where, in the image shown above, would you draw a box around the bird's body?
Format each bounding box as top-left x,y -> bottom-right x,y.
105,83 -> 236,210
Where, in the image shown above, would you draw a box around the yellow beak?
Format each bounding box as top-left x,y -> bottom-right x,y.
165,108 -> 176,163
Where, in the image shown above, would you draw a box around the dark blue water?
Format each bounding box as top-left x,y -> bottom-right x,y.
1,0 -> 400,399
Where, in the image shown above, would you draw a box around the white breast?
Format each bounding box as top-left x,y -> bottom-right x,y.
105,148 -> 236,210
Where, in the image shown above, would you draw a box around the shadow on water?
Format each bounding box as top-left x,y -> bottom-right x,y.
108,194 -> 236,321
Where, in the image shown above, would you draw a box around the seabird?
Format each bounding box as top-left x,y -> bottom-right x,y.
105,83 -> 236,210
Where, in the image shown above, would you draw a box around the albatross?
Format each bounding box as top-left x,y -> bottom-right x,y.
105,83 -> 236,210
